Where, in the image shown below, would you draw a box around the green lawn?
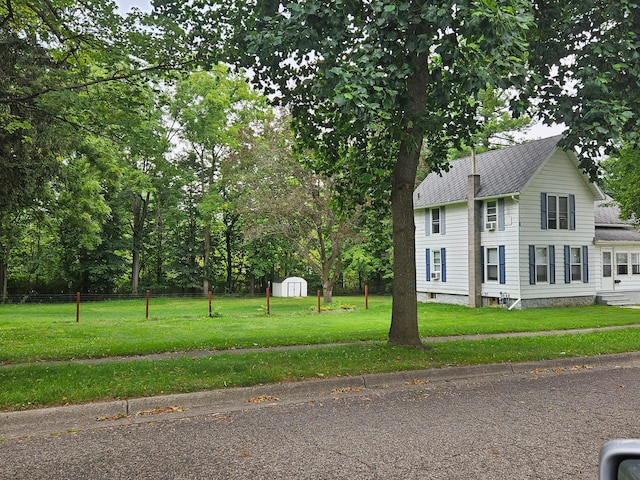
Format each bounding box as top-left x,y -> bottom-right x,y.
1,296 -> 639,411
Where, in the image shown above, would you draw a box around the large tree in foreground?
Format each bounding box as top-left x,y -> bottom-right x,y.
240,1 -> 533,346
156,0 -> 640,347
237,0 -> 536,347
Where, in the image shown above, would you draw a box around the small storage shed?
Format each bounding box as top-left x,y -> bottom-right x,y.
272,277 -> 308,297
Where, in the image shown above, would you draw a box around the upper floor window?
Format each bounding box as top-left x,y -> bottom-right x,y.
486,200 -> 497,223
425,206 -> 445,236
541,193 -> 575,230
431,208 -> 440,234
547,195 -> 568,229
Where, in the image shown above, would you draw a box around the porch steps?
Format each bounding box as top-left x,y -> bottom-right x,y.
596,292 -> 635,307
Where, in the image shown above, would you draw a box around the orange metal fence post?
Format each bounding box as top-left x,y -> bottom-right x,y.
317,290 -> 321,313
76,292 -> 80,323
208,290 -> 213,317
145,290 -> 150,319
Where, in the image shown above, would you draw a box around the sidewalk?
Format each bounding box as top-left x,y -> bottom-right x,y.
3,325 -> 640,440
4,323 -> 640,369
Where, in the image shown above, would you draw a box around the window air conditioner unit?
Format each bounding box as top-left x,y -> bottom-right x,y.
430,272 -> 441,281
485,221 -> 496,231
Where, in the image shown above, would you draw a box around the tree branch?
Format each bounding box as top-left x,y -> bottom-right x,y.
0,60 -> 196,105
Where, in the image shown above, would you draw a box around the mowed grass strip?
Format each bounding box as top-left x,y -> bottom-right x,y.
1,297 -> 639,364
2,327 -> 640,411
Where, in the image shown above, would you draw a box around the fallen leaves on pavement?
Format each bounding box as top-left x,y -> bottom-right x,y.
529,365 -> 594,375
96,413 -> 131,422
137,405 -> 188,416
405,379 -> 430,386
331,387 -> 364,395
247,395 -> 280,403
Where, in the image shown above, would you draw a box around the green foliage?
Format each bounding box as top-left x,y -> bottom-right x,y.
0,0 -> 192,297
522,0 -> 640,176
167,66 -> 270,293
602,146 -> 640,222
234,0 -> 535,201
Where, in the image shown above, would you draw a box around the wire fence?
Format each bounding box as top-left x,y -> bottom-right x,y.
2,292 -> 211,304
1,286 -> 389,305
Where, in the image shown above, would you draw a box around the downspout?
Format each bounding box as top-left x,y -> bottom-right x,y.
508,298 -> 522,310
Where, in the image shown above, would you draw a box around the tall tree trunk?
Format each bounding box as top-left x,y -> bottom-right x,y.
131,249 -> 140,295
388,140 -> 422,347
130,192 -> 150,295
322,280 -> 333,304
388,50 -> 428,348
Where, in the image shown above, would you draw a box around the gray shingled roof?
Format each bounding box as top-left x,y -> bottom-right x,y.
595,204 -> 625,225
594,197 -> 640,243
595,227 -> 640,242
595,197 -> 636,226
414,136 -> 564,208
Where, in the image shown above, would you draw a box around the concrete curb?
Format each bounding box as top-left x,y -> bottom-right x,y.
3,351 -> 640,440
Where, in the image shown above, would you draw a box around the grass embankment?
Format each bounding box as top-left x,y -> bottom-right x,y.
1,296 -> 639,411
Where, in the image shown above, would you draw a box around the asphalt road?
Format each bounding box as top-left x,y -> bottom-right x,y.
2,357 -> 640,479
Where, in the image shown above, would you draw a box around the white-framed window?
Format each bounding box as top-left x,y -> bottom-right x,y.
558,196 -> 569,229
535,247 -> 549,283
486,247 -> 499,282
425,207 -> 445,236
571,247 -> 582,282
486,200 -> 497,223
563,245 -> 588,284
433,249 -> 441,274
426,248 -> 446,282
602,251 -> 612,278
617,253 -> 629,275
431,208 -> 440,234
529,245 -> 555,285
547,195 -> 569,229
632,253 -> 640,275
542,193 -> 575,230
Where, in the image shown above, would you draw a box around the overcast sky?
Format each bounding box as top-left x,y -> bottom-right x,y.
115,0 -> 151,13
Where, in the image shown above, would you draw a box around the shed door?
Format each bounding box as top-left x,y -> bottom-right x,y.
288,282 -> 301,297
602,249 -> 614,291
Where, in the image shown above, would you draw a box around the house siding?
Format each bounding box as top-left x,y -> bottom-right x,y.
413,138 -> 615,309
479,197 -> 520,303
416,202 -> 468,297
518,149 -> 597,303
596,244 -> 640,298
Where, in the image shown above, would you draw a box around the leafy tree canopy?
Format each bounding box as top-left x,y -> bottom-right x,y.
155,0 -> 640,347
602,145 -> 640,223
521,0 -> 640,176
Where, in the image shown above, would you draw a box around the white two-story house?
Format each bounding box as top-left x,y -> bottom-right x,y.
413,136 -> 640,309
